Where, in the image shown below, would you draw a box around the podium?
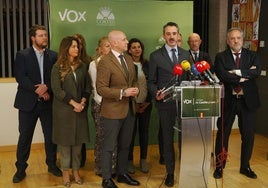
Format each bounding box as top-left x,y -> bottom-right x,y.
163,81 -> 221,188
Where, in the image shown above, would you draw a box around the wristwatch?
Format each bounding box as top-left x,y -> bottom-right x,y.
122,89 -> 126,97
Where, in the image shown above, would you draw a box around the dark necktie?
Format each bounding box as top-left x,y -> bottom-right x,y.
193,52 -> 198,62
119,55 -> 129,78
171,48 -> 178,64
234,53 -> 241,93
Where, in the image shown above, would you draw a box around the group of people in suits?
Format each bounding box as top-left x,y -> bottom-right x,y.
12,22 -> 261,188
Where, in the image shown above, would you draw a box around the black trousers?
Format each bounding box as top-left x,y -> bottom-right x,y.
157,101 -> 178,174
15,102 -> 57,172
128,103 -> 152,160
215,96 -> 256,169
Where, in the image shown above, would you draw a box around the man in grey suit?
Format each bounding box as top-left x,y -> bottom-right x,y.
97,30 -> 140,188
13,25 -> 62,183
147,22 -> 190,187
213,27 -> 261,179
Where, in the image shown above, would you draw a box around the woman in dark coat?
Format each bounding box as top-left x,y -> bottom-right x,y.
51,36 -> 91,187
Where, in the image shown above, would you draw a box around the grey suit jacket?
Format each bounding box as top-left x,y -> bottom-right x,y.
147,45 -> 190,100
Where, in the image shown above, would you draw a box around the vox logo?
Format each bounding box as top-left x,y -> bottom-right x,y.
183,99 -> 192,104
59,9 -> 86,23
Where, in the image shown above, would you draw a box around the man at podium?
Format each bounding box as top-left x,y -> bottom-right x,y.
147,21 -> 189,187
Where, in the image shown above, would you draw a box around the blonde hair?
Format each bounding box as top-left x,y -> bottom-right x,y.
92,36 -> 109,66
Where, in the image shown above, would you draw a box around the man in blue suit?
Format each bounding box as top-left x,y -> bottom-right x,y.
13,25 -> 62,183
147,22 -> 189,187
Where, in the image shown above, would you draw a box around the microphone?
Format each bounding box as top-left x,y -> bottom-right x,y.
191,64 -> 204,81
200,61 -> 216,83
195,61 -> 215,84
181,60 -> 195,81
181,60 -> 191,71
161,64 -> 183,90
173,63 -> 183,85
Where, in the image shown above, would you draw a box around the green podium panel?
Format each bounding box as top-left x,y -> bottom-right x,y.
181,86 -> 221,118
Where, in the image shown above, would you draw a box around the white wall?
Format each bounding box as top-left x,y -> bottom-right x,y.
0,81 -> 44,146
0,81 -> 238,147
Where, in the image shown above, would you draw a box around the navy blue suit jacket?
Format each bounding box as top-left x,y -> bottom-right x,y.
14,47 -> 57,112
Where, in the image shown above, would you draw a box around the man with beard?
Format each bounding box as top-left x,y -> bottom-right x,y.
213,27 -> 261,179
12,25 -> 62,183
147,22 -> 189,187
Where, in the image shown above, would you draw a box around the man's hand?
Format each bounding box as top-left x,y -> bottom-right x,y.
228,69 -> 236,74
40,92 -> 50,101
239,78 -> 249,83
124,87 -> 139,97
156,88 -> 165,101
35,84 -> 48,96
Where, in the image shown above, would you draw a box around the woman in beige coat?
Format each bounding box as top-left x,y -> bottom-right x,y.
51,36 -> 91,187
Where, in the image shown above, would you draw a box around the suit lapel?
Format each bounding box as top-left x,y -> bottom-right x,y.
30,47 -> 42,80
109,52 -> 129,81
161,46 -> 174,71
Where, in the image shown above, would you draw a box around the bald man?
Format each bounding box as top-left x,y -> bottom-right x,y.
97,30 -> 140,188
187,33 -> 213,66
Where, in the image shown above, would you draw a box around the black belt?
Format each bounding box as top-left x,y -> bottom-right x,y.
233,95 -> 243,99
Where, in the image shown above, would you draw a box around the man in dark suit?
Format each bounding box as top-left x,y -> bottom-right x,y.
213,27 -> 261,179
187,32 -> 215,82
13,25 -> 62,183
96,30 -> 140,188
187,33 -> 212,65
147,22 -> 190,187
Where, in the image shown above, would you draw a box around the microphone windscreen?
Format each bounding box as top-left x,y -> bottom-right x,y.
191,64 -> 200,75
195,61 -> 206,73
181,60 -> 191,71
173,64 -> 183,76
200,61 -> 210,69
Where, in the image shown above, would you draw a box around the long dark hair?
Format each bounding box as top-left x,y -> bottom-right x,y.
127,38 -> 147,64
57,36 -> 82,81
73,33 -> 92,64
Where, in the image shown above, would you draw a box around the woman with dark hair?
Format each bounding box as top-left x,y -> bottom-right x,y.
127,38 -> 152,173
72,33 -> 92,167
51,36 -> 91,187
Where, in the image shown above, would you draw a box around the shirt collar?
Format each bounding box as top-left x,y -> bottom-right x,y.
32,46 -> 45,55
111,49 -> 121,58
165,44 -> 178,52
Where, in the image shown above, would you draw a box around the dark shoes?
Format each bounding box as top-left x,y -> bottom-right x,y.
213,168 -> 223,179
102,178 -> 118,188
12,171 -> 26,183
117,173 -> 140,186
48,165 -> 62,177
240,167 -> 257,179
213,167 -> 257,179
165,173 -> 174,187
